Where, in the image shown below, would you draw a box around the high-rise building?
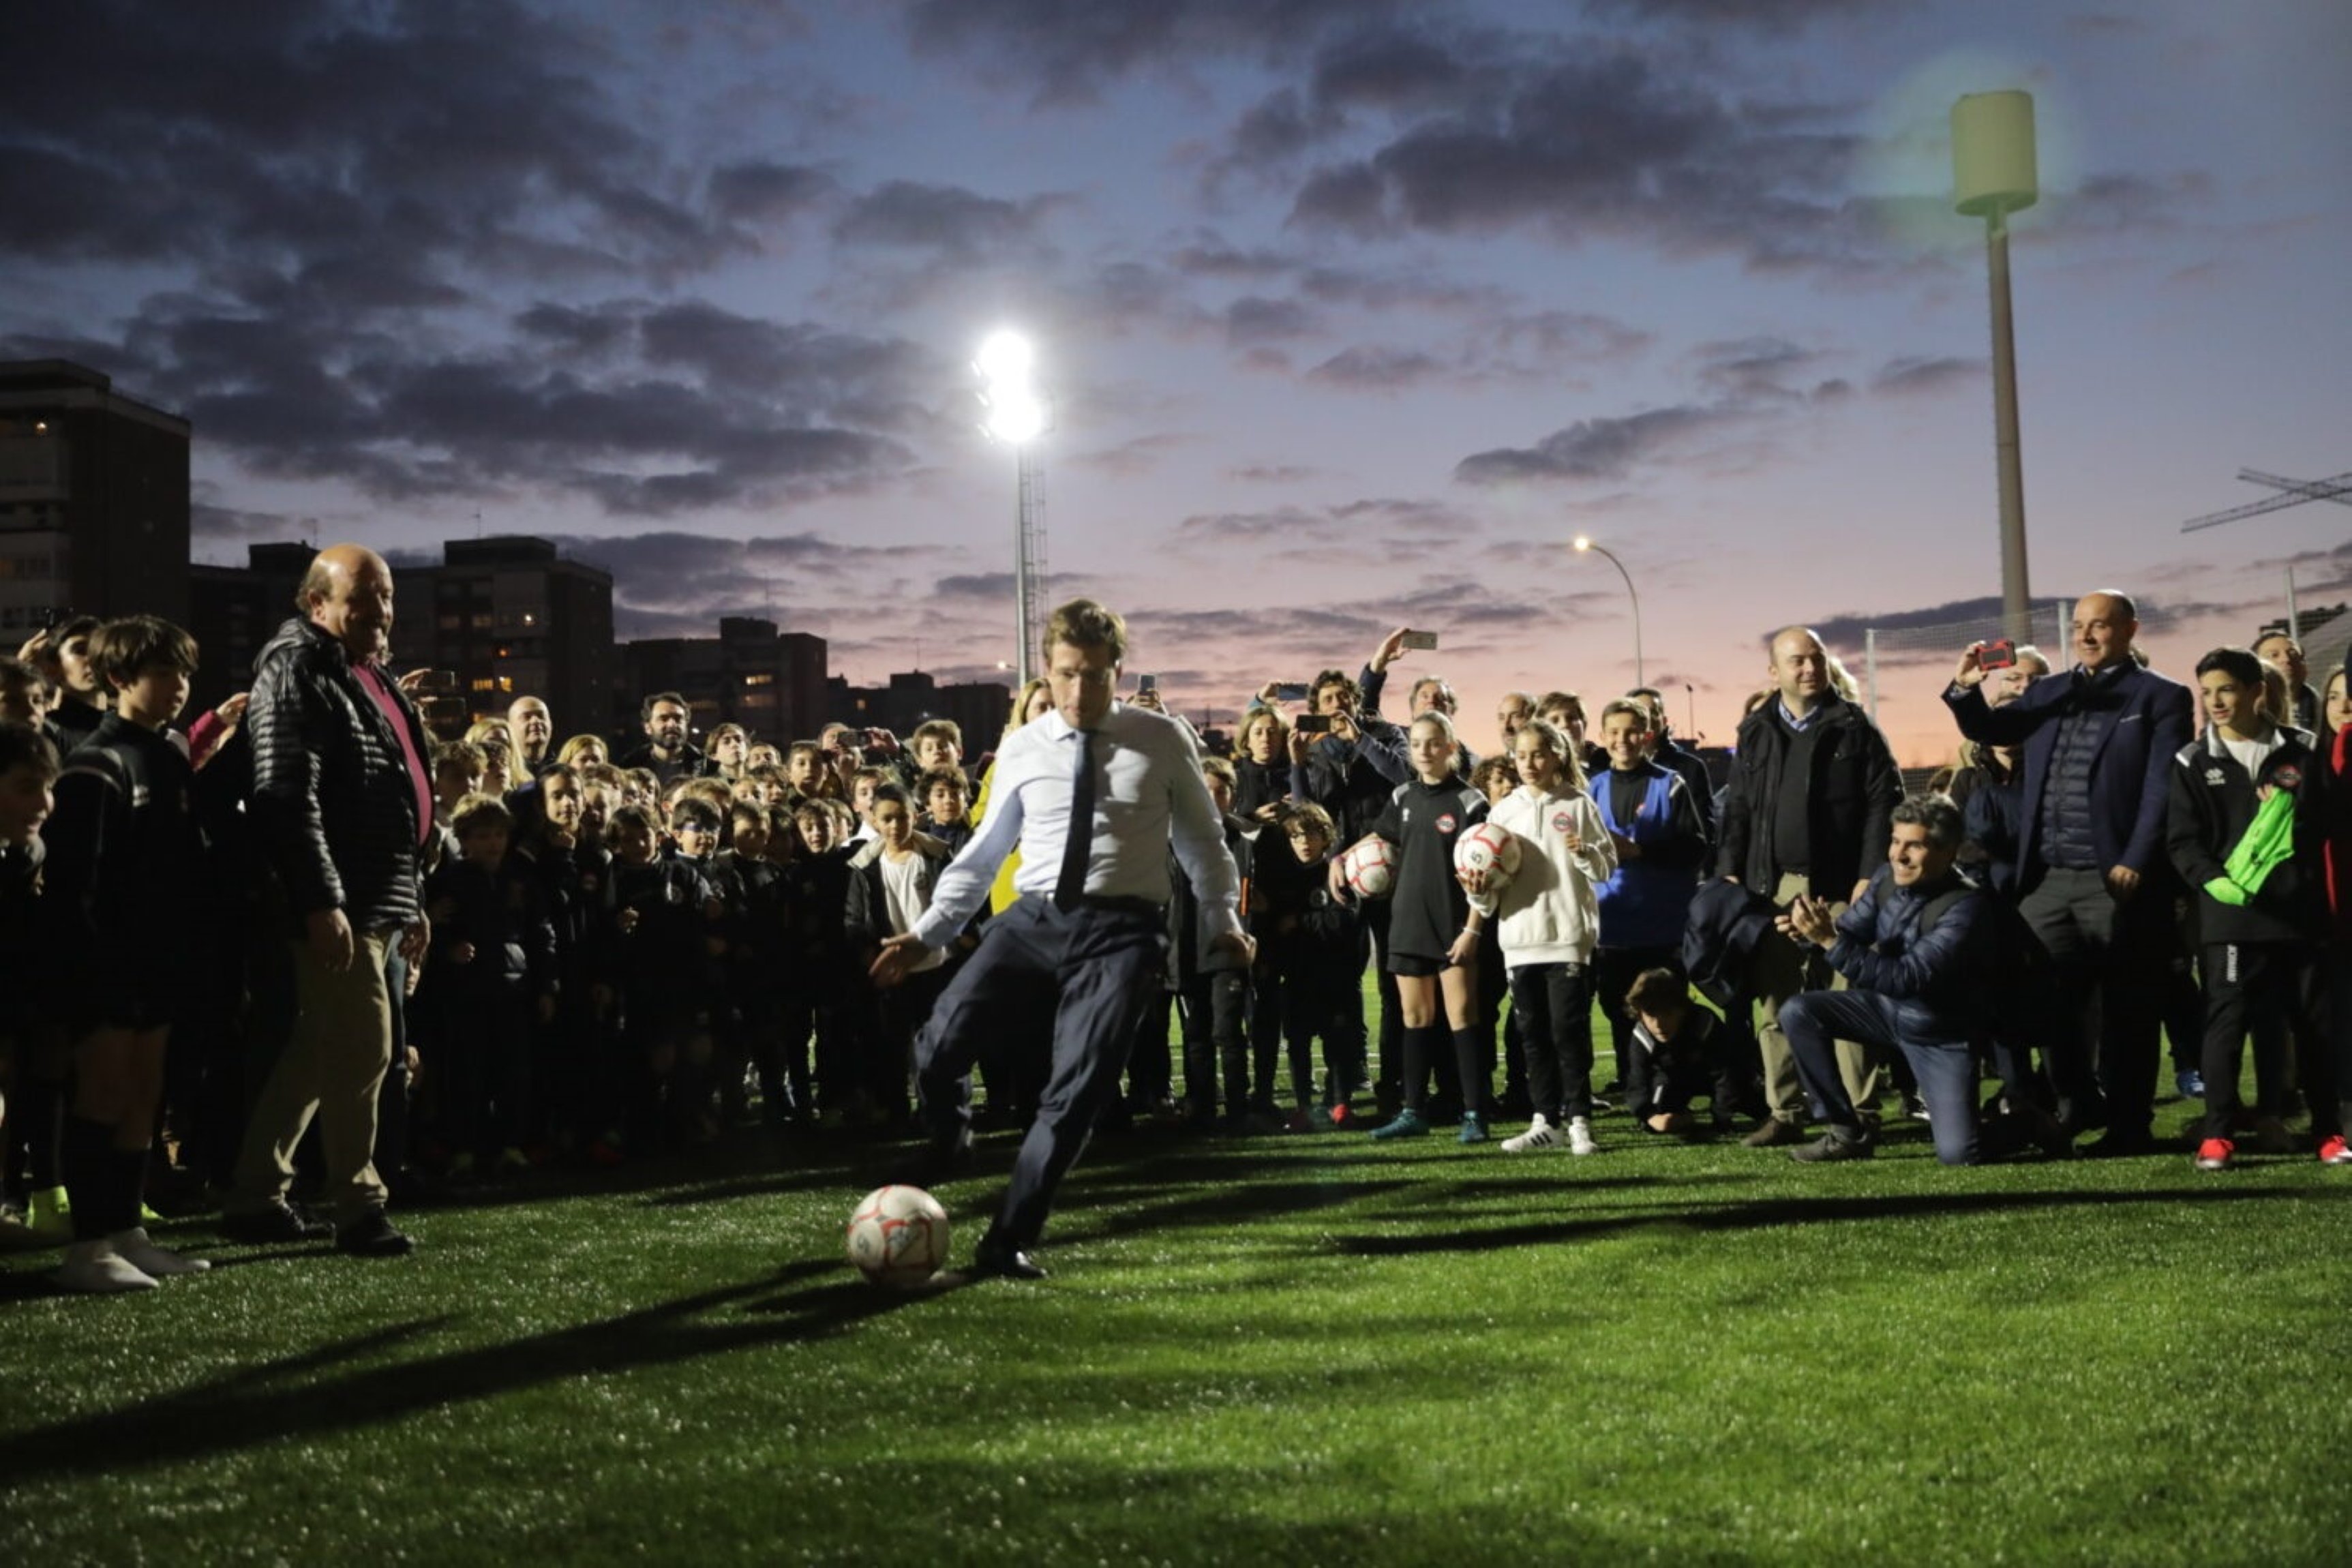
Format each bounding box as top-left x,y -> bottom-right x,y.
0,359 -> 191,638
387,537 -> 615,740
185,541 -> 315,712
189,534 -> 615,739
828,670 -> 1012,756
618,617 -> 828,747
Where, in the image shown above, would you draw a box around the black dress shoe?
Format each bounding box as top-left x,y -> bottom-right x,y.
971,1239 -> 1046,1280
2084,1124 -> 2157,1159
335,1207 -> 415,1258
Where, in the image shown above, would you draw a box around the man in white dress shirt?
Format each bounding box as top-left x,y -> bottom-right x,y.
872,599 -> 1253,1279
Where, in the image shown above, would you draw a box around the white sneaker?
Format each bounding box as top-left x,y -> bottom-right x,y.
53,1238 -> 159,1294
1567,1117 -> 1599,1156
112,1226 -> 210,1278
1501,1116 -> 1559,1153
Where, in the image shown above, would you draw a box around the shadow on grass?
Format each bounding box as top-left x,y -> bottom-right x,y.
0,1258 -> 944,1478
1331,1182 -> 2302,1255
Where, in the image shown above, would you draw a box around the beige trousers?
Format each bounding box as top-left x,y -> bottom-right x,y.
1750,872 -> 1881,1124
233,930 -> 395,1221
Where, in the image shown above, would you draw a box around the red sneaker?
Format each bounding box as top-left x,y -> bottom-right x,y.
2193,1137 -> 2234,1172
2319,1134 -> 2351,1166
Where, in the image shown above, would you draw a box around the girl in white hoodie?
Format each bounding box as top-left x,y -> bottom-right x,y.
1462,719 -> 1618,1154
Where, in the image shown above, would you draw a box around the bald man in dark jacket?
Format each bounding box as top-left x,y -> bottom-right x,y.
1945,592 -> 2193,1154
226,545 -> 434,1257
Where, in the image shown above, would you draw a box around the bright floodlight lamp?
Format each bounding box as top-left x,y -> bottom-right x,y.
976,329 -> 1050,687
1570,535 -> 1643,689
1953,90 -> 2038,640
974,329 -> 1034,384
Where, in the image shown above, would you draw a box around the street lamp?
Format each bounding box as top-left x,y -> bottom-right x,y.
1572,535 -> 1643,689
976,329 -> 1051,687
1953,90 -> 2038,641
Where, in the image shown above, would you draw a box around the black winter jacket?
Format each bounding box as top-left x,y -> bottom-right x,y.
247,617 -> 435,935
2166,725 -> 2327,945
1717,696 -> 1903,900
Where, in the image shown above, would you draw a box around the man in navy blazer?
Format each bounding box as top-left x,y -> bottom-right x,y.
1944,590 -> 2194,1154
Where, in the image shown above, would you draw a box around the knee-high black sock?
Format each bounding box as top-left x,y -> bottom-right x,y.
1400,1025 -> 1438,1111
1453,1027 -> 1486,1114
110,1144 -> 151,1236
62,1116 -> 113,1241
24,1076 -> 66,1190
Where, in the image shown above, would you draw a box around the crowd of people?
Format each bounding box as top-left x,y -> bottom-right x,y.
2,545 -> 2349,1288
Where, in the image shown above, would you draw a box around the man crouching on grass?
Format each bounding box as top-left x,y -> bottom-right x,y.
1774,794 -> 2031,1166
869,600 -> 1252,1281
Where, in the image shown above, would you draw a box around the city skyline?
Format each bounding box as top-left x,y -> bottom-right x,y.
4,1 -> 2347,762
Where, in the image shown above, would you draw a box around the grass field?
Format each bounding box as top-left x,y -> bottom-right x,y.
6,1059 -> 2351,1567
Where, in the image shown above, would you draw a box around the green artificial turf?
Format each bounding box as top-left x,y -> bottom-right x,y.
7,1048 -> 2351,1566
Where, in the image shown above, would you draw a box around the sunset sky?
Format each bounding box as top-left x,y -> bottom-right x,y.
5,0 -> 2347,762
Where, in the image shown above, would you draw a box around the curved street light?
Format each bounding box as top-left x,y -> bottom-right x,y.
1573,535 -> 1643,690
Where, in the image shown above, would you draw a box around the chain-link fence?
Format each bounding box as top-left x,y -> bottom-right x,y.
2266,573 -> 2352,693
1856,601 -> 2070,725
1859,577 -> 2352,733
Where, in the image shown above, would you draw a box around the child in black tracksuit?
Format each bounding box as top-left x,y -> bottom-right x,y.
779,798 -> 860,1122
2168,646 -> 2338,1169
1623,967 -> 1748,1135
514,764 -> 607,1154
0,722 -> 61,1244
1282,803 -> 1368,1128
1173,757 -> 1255,1127
663,796 -> 734,1145
598,802 -> 717,1154
39,616 -> 217,1290
919,767 -> 976,858
719,800 -> 791,1129
421,794 -> 557,1175
1363,712 -> 1491,1143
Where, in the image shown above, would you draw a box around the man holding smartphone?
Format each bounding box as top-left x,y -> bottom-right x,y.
1945,592 -> 2193,1153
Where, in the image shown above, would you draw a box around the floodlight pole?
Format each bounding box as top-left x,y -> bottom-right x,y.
1014,442 -> 1041,689
1985,207 -> 2032,642
1953,91 -> 2039,643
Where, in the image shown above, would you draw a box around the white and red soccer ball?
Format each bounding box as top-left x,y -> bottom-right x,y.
1452,821 -> 1521,892
846,1185 -> 950,1287
1338,837 -> 1397,900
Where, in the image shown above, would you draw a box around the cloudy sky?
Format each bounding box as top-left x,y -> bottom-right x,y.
5,0 -> 2347,761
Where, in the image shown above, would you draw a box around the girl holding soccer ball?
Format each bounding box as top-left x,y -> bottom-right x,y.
1462,719 -> 1617,1156
1347,712 -> 1492,1143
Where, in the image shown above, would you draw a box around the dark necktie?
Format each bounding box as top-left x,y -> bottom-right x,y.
1054,727 -> 1096,911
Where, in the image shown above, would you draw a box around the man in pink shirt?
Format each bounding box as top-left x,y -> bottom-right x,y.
225,545 -> 434,1258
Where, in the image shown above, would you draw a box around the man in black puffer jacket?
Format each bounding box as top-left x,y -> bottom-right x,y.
1714,626 -> 1904,1146
225,545 -> 434,1258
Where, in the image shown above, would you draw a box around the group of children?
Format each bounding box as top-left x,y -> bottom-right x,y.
4,609 -> 2347,1293
404,717 -> 997,1178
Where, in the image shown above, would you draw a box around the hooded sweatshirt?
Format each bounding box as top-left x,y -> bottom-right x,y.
1471,783 -> 1618,968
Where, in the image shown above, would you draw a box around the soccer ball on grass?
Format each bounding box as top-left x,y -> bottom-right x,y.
845,1185 -> 950,1287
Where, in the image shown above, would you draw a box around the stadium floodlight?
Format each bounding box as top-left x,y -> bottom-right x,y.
978,331 -> 1047,445
975,329 -> 1051,685
1572,535 -> 1644,689
1953,89 -> 2039,641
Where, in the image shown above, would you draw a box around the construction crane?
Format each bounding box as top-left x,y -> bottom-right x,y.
2180,468 -> 2352,532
